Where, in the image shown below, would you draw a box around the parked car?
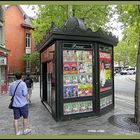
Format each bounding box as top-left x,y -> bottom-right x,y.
120,69 -> 128,75
126,68 -> 136,75
120,68 -> 136,75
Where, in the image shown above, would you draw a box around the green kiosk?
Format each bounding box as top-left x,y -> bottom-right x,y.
38,17 -> 118,121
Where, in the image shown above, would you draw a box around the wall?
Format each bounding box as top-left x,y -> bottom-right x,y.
5,6 -> 36,74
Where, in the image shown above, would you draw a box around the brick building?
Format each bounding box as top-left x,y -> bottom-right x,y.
0,6 -> 9,94
5,5 -> 36,75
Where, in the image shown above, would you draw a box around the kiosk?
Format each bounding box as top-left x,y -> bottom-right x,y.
38,17 -> 118,121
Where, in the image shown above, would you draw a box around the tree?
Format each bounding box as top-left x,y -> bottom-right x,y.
22,52 -> 40,75
114,35 -> 137,67
31,5 -> 112,45
116,5 -> 140,124
114,40 -> 129,67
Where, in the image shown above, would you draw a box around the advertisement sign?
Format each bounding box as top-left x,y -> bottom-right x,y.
99,51 -> 112,92
63,50 -> 93,99
100,95 -> 112,109
63,100 -> 93,115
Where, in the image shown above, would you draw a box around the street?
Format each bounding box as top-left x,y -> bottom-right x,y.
0,74 -> 139,135
115,74 -> 135,114
115,74 -> 135,98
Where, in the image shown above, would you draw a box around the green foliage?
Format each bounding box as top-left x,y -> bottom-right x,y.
114,5 -> 140,67
22,52 -> 40,72
32,5 -> 111,45
32,5 -> 68,44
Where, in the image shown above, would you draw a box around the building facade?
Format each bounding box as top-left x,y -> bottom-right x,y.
0,6 -> 9,94
5,5 -> 36,75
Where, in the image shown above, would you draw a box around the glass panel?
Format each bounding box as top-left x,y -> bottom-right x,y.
26,33 -> 31,48
46,44 -> 56,112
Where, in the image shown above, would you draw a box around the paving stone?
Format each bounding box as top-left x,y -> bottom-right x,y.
0,82 -> 140,135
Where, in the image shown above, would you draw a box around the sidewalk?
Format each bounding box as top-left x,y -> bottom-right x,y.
127,75 -> 136,82
0,82 -> 139,136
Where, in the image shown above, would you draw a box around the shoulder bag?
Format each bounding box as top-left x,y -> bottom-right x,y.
8,81 -> 22,109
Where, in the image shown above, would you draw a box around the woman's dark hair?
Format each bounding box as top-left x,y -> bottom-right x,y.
15,72 -> 22,80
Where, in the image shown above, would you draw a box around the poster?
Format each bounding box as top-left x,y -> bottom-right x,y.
64,85 -> 78,98
70,74 -> 78,85
77,51 -> 86,61
63,50 -> 77,61
78,84 -> 92,97
63,100 -> 93,115
100,95 -> 112,109
63,50 -> 93,99
99,51 -> 112,92
78,62 -> 86,73
63,75 -> 71,85
64,86 -> 72,98
63,62 -> 78,74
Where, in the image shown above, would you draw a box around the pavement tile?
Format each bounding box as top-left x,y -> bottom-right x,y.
0,82 -> 140,136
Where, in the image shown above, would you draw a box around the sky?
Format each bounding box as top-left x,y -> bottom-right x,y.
20,5 -> 38,17
20,5 -> 123,41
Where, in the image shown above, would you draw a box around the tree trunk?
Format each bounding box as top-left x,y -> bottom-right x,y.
134,5 -> 140,125
135,37 -> 140,124
68,5 -> 75,18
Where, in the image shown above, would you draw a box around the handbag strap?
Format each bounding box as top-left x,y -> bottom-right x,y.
11,81 -> 22,101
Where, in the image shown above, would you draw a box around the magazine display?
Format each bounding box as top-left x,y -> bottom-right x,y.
63,50 -> 93,99
63,100 -> 93,115
100,95 -> 112,109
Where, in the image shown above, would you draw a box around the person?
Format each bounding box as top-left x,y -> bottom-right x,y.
71,104 -> 78,113
100,61 -> 106,87
71,75 -> 78,84
23,74 -> 33,103
79,62 -> 85,73
79,103 -> 86,112
64,76 -> 70,85
71,87 -> 78,97
64,87 -> 71,98
8,72 -> 31,135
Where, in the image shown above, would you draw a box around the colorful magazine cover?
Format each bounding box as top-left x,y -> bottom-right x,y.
85,51 -> 93,62
63,62 -> 78,74
85,101 -> 93,112
86,74 -> 93,83
71,102 -> 79,114
70,74 -> 78,85
77,51 -> 86,61
63,103 -> 72,115
78,74 -> 87,84
63,50 -> 72,61
72,50 -> 78,61
78,84 -> 92,97
85,62 -> 92,74
78,102 -> 86,113
78,62 -> 86,74
63,86 -> 72,98
63,75 -> 71,85
63,50 -> 78,62
71,85 -> 78,97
